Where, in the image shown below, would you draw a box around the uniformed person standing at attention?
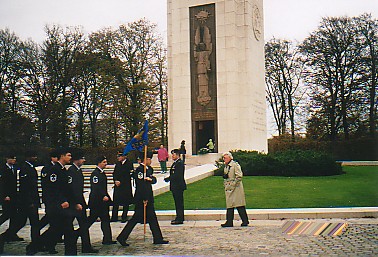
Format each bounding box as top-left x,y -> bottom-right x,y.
87,156 -> 116,245
111,151 -> 134,223
67,150 -> 98,254
40,148 -> 77,255
117,152 -> 169,246
164,149 -> 186,225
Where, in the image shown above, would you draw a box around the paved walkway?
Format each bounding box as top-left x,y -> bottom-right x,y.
1,218 -> 377,256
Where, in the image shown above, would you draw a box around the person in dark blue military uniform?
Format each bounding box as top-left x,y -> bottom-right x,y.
0,155 -> 23,254
15,151 -> 42,255
164,149 -> 187,224
39,150 -> 58,228
67,150 -> 98,253
0,155 -> 23,240
40,148 -> 77,255
111,151 -> 134,223
117,152 -> 169,246
86,156 -> 116,245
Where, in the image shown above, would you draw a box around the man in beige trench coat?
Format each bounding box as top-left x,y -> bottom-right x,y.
221,152 -> 249,227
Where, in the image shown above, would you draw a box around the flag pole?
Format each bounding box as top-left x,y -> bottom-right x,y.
143,145 -> 148,242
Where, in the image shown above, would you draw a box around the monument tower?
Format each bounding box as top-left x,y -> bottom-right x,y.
167,0 -> 267,155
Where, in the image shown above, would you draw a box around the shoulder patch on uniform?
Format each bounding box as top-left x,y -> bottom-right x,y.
68,175 -> 72,184
50,173 -> 57,182
137,172 -> 144,179
93,176 -> 98,184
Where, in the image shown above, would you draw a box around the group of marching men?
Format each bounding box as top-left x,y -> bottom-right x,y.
0,147 -> 186,255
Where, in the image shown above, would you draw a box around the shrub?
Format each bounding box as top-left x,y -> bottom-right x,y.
215,150 -> 343,176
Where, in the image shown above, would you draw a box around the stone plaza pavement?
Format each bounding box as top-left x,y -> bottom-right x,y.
1,217 -> 377,256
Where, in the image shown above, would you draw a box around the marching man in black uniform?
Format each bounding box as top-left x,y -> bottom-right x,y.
39,150 -> 59,232
164,149 -> 187,225
111,151 -> 134,223
67,150 -> 98,253
117,152 -> 169,246
0,155 -> 23,254
87,156 -> 116,245
40,148 -> 77,255
16,151 -> 41,255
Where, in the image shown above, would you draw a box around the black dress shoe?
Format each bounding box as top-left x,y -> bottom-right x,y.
171,220 -> 183,225
221,222 -> 233,227
116,237 -> 129,247
241,222 -> 249,227
48,249 -> 59,254
5,234 -> 24,242
82,247 -> 99,253
102,240 -> 117,245
153,240 -> 169,244
121,219 -> 127,223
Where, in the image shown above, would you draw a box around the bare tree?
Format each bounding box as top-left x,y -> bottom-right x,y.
265,38 -> 304,139
355,14 -> 378,138
300,16 -> 364,141
41,24 -> 85,146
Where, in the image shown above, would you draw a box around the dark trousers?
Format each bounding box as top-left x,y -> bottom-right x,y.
225,206 -> 249,224
14,204 -> 40,247
87,206 -> 112,243
111,204 -> 129,221
117,201 -> 163,242
41,210 -> 77,255
172,190 -> 184,222
71,209 -> 92,251
0,201 -> 19,237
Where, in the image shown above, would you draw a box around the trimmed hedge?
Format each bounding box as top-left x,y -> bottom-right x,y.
215,150 -> 343,177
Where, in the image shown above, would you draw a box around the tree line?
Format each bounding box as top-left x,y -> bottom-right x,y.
1,14 -> 377,158
0,19 -> 167,155
266,13 -> 377,141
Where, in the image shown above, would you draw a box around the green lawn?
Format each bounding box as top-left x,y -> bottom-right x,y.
154,166 -> 378,210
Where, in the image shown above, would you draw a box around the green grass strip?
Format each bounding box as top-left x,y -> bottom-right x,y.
154,166 -> 378,210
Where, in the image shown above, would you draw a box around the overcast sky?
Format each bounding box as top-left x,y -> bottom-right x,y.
0,0 -> 377,43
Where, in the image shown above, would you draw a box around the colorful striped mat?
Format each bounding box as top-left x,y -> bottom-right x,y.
282,221 -> 348,236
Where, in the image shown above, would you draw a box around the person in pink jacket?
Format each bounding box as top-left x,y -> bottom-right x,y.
157,144 -> 169,174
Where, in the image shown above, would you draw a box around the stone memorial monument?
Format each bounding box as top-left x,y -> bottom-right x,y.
167,0 -> 267,155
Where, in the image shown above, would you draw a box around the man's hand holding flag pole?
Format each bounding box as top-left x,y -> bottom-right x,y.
123,120 -> 149,241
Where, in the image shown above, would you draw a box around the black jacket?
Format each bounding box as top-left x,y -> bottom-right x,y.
0,163 -> 18,204
88,167 -> 111,209
133,164 -> 156,203
40,162 -> 55,204
42,162 -> 72,212
166,159 -> 187,191
67,163 -> 87,208
113,159 -> 134,205
19,161 -> 40,207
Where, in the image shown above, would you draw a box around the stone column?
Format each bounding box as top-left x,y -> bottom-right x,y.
168,0 -> 267,155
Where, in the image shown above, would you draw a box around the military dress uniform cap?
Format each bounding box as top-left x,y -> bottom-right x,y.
171,149 -> 180,155
5,155 -> 16,159
72,153 -> 85,161
96,155 -> 107,164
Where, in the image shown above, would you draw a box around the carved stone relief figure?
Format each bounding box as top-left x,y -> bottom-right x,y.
194,10 -> 212,106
